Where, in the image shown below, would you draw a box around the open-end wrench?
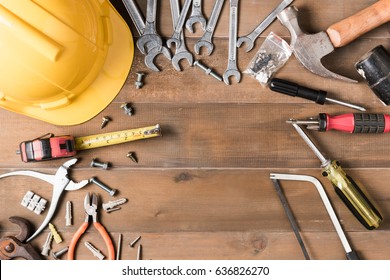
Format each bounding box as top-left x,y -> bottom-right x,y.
194,0 -> 225,55
237,0 -> 294,52
223,0 -> 241,85
167,0 -> 192,48
145,46 -> 172,72
136,0 -> 163,54
185,0 -> 207,33
122,0 -> 160,54
170,0 -> 193,71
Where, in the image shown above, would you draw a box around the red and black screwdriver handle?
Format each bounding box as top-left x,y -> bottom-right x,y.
318,113 -> 390,133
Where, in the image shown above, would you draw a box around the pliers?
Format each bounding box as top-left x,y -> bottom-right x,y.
0,158 -> 88,242
68,193 -> 115,260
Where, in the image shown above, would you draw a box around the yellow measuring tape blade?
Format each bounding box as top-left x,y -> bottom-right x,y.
74,124 -> 161,151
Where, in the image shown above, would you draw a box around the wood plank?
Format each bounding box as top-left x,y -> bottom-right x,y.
2,103 -> 390,169
1,169 -> 388,233
1,230 -> 387,260
1,168 -> 388,260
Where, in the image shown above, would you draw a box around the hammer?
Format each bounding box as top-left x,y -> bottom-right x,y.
278,0 -> 390,83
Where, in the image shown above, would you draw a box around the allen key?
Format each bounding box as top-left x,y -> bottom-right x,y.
270,173 -> 360,260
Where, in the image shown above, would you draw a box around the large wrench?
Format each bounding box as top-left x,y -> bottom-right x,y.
185,0 -> 207,33
136,0 -> 162,54
124,0 -> 171,71
237,0 -> 294,52
122,0 -> 160,54
170,0 -> 193,71
223,0 -> 241,85
194,0 -> 225,55
167,0 -> 192,48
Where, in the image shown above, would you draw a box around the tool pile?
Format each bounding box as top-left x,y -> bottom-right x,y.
0,0 -> 389,260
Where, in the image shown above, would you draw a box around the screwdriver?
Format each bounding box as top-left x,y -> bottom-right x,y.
287,113 -> 390,133
269,78 -> 366,112
289,120 -> 382,230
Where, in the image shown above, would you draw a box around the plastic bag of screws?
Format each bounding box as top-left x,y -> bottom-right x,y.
244,32 -> 292,87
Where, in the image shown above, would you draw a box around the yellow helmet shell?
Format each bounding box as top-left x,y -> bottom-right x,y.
0,0 -> 134,125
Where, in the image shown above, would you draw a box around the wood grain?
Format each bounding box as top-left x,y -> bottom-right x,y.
0,0 -> 389,260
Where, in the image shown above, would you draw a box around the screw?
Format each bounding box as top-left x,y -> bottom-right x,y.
90,158 -> 110,170
120,103 -> 134,116
126,151 -> 138,163
101,116 -> 110,129
135,72 -> 145,89
89,177 -> 117,196
51,246 -> 69,260
193,60 -> 223,82
129,236 -> 141,247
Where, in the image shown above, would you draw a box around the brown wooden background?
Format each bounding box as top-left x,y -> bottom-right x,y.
0,0 -> 389,260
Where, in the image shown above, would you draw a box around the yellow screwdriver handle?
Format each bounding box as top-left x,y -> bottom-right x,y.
322,160 -> 382,230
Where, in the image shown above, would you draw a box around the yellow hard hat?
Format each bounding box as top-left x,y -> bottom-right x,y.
0,0 -> 134,126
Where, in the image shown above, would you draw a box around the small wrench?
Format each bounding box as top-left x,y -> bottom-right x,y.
237,0 -> 294,52
145,46 -> 172,72
167,0 -> 192,48
136,0 -> 163,54
194,0 -> 225,55
170,0 -> 193,71
185,0 -> 207,33
223,0 -> 241,85
122,0 -> 160,54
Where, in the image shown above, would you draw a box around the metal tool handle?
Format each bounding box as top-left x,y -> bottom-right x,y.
323,161 -> 382,230
174,0 -> 192,33
244,0 -> 294,41
206,0 -> 225,32
228,0 -> 239,61
122,0 -> 146,35
327,0 -> 390,47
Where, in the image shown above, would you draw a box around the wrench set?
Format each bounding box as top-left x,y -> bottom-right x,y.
122,0 -> 287,82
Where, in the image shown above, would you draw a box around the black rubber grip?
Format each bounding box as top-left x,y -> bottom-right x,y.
346,250 -> 360,260
269,78 -> 327,104
353,113 -> 385,133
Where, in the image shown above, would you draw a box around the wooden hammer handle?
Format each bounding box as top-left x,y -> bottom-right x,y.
327,0 -> 390,48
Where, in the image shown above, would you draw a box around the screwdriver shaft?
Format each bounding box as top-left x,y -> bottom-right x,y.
290,121 -> 328,165
325,97 -> 366,112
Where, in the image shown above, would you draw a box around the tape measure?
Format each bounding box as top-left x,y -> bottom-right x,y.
19,124 -> 161,162
74,124 -> 161,150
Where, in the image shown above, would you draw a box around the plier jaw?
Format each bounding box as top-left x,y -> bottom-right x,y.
84,193 -> 98,223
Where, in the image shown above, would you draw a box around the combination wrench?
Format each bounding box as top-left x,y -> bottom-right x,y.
223,0 -> 241,85
122,0 -> 159,54
194,0 -> 225,55
237,0 -> 294,52
185,0 -> 207,33
170,0 -> 193,71
123,0 -> 171,71
167,0 -> 192,48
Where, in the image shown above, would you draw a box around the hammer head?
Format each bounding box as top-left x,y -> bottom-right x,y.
278,6 -> 357,83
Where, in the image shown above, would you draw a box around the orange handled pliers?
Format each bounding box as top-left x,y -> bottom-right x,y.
68,193 -> 115,260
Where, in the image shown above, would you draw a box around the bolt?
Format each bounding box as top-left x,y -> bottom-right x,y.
89,177 -> 117,196
90,158 -> 110,170
137,244 -> 142,260
51,246 -> 69,260
101,116 -> 111,129
135,72 -> 145,89
120,103 -> 134,116
126,151 -> 138,163
193,60 -> 223,82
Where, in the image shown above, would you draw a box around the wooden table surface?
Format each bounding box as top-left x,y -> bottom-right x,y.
1,0 -> 389,260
